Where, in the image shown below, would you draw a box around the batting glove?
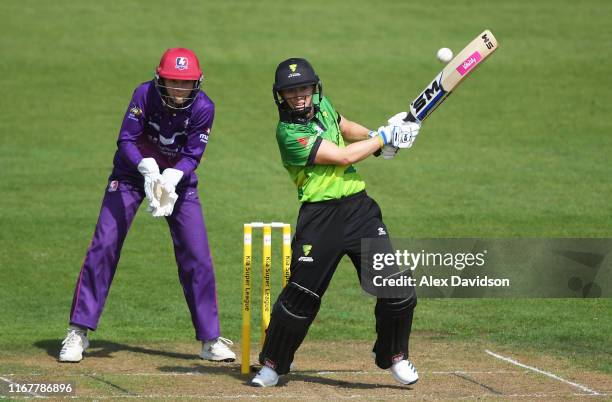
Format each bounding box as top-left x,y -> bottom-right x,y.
380,112 -> 422,158
369,126 -> 394,147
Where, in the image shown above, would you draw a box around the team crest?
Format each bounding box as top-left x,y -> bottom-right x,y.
297,137 -> 309,147
129,106 -> 142,117
289,64 -> 297,72
175,57 -> 188,70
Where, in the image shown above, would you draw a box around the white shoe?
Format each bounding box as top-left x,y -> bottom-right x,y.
200,337 -> 236,362
251,366 -> 279,387
59,327 -> 89,362
390,359 -> 418,385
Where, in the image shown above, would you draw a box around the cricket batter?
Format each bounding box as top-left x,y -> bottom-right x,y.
59,48 -> 235,363
251,58 -> 421,386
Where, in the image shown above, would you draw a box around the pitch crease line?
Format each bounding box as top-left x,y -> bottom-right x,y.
485,349 -> 601,396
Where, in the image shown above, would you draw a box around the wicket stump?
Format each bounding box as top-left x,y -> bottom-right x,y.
242,222 -> 291,374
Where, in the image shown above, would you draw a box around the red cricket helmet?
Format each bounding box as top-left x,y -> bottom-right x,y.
156,48 -> 203,80
154,48 -> 204,110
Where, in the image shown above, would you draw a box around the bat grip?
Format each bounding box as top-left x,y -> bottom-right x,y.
403,112 -> 417,123
373,111 -> 417,157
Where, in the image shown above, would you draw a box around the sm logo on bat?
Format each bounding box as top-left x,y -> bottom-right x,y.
410,72 -> 446,120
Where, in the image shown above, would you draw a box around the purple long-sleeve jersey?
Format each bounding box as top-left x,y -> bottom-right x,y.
110,81 -> 214,188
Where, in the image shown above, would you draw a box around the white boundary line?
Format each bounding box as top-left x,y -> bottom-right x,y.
0,375 -> 45,398
485,349 -> 601,396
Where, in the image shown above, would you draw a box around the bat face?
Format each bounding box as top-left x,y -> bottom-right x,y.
407,30 -> 498,123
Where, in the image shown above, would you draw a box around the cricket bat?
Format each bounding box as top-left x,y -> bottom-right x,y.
403,29 -> 499,124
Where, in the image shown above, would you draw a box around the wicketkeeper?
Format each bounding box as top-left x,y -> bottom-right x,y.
251,58 -> 421,386
59,48 -> 235,363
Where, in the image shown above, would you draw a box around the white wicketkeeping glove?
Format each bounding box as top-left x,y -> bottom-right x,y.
150,168 -> 183,217
137,158 -> 162,210
380,112 -> 422,159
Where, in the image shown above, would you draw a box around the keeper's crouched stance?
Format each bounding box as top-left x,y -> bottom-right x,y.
59,48 -> 235,364
252,58 -> 421,387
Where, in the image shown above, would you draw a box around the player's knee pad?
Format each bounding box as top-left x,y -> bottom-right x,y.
375,295 -> 417,318
258,282 -> 321,374
275,281 -> 321,332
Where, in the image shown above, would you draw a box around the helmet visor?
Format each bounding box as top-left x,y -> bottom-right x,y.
155,77 -> 200,110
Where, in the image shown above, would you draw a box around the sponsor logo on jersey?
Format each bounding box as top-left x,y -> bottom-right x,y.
148,121 -> 160,131
159,131 -> 186,146
175,57 -> 188,70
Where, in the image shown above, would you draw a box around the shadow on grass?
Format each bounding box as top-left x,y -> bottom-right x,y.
157,364 -> 413,390
33,339 -> 197,360
287,372 -> 414,390
33,340 -> 413,390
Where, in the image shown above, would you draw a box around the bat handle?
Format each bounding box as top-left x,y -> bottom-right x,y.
373,111 -> 417,157
403,112 -> 418,123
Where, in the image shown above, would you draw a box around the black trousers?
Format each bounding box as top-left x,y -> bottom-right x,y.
260,191 -> 417,374
292,191 -> 393,293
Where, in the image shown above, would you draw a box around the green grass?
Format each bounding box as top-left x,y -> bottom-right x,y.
0,0 -> 611,375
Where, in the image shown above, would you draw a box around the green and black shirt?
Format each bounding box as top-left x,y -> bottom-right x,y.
276,95 -> 366,202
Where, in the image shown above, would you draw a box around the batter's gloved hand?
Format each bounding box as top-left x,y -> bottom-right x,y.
371,122 -> 420,149
137,158 -> 162,211
369,126 -> 394,147
151,168 -> 183,217
381,112 -> 422,159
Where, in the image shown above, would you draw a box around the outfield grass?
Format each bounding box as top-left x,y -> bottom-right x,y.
0,0 -> 610,375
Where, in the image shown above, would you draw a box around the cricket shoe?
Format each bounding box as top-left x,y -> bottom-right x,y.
59,327 -> 89,362
390,359 -> 419,385
200,337 -> 236,362
251,366 -> 279,387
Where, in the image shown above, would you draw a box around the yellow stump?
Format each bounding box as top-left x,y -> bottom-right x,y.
282,224 -> 291,287
241,222 -> 291,375
241,224 -> 252,375
261,225 -> 272,343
